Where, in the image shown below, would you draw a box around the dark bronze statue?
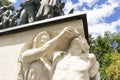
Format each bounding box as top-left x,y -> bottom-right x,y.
36,0 -> 53,21
0,0 -> 74,29
49,0 -> 65,16
18,0 -> 36,25
0,5 -> 17,29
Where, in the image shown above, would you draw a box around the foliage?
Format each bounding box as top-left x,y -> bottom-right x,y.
100,53 -> 113,80
89,31 -> 120,80
106,53 -> 120,80
0,0 -> 11,6
111,32 -> 120,53
89,31 -> 113,65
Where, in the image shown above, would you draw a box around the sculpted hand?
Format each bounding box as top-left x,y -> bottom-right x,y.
60,26 -> 79,38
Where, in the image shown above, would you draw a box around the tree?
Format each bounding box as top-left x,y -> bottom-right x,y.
89,31 -> 115,80
0,1 -> 3,7
111,32 -> 120,53
89,32 -> 113,64
106,52 -> 120,80
0,0 -> 11,6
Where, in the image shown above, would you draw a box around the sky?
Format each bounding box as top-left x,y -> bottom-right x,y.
9,0 -> 120,38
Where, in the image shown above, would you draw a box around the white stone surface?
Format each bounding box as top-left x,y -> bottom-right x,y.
0,44 -> 24,80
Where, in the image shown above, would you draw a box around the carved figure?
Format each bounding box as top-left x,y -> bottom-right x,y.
0,5 -> 16,29
49,0 -> 65,16
33,0 -> 41,15
8,5 -> 17,27
15,5 -> 23,21
0,0 -> 75,29
18,0 -> 36,25
52,36 -> 100,80
17,31 -> 51,80
0,0 -> 74,29
0,6 -> 8,21
17,26 -> 79,80
36,0 -> 53,21
0,6 -> 8,29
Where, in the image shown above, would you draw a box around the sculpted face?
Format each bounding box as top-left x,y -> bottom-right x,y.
33,31 -> 51,48
68,36 -> 90,53
40,35 -> 50,43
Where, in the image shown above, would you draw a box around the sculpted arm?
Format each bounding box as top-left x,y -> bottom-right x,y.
21,33 -> 62,63
21,27 -> 79,63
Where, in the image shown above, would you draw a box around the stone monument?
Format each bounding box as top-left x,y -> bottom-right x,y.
0,1 -> 100,80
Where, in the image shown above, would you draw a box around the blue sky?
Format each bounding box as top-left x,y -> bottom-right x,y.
9,0 -> 120,37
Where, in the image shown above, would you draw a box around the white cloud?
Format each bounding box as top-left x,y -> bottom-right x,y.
87,1 -> 119,25
78,0 -> 98,7
63,0 -> 120,38
8,0 -> 17,3
64,0 -> 119,25
64,0 -> 74,14
87,0 -> 120,37
89,23 -> 114,37
111,19 -> 120,32
89,19 -> 120,38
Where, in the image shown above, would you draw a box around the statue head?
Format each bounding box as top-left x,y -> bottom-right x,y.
33,31 -> 51,48
68,36 -> 90,53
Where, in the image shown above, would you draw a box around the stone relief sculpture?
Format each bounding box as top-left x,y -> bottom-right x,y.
0,0 -> 74,29
17,26 -> 79,80
17,26 -> 100,80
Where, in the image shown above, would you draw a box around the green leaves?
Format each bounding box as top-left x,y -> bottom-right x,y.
89,31 -> 120,80
106,53 -> 120,80
1,0 -> 11,6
